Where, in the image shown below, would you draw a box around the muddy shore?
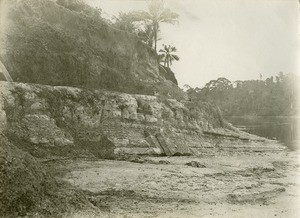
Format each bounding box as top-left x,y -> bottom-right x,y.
42,150 -> 300,218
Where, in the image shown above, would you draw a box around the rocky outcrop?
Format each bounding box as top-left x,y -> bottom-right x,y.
0,82 -> 284,159
0,0 -> 184,99
159,65 -> 178,85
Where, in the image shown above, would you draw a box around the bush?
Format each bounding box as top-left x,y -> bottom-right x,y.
0,135 -> 50,216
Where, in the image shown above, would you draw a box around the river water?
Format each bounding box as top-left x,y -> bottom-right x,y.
225,116 -> 300,151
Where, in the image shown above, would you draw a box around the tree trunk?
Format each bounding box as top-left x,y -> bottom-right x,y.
153,22 -> 158,52
167,57 -> 170,68
0,60 -> 13,82
154,33 -> 157,52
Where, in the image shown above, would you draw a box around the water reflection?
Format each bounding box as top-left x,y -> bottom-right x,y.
225,116 -> 299,150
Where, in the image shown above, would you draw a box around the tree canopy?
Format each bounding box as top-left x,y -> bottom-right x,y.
185,73 -> 299,116
159,44 -> 179,68
112,0 -> 179,52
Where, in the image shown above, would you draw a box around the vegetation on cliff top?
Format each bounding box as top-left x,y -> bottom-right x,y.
112,0 -> 179,52
111,0 -> 180,84
158,44 -> 180,68
0,0 -> 181,99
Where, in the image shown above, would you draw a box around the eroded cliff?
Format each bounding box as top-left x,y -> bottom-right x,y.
0,1 -> 291,217
0,0 -> 284,160
0,81 -> 283,159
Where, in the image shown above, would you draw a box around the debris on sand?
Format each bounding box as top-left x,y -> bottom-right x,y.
130,157 -> 171,165
129,156 -> 146,164
158,160 -> 171,165
186,161 -> 206,168
227,187 -> 286,204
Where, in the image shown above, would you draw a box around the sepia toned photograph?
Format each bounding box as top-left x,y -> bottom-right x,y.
0,0 -> 299,217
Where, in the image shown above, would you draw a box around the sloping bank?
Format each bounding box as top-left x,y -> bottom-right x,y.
0,0 -> 183,99
0,81 -> 284,159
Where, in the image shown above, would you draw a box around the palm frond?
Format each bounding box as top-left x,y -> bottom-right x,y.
164,44 -> 168,51
159,9 -> 179,24
158,44 -> 179,68
148,0 -> 165,16
172,54 -> 179,61
171,46 -> 177,52
128,11 -> 152,22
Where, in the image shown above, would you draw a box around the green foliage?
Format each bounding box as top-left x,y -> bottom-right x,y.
113,12 -> 144,34
158,44 -> 179,69
186,73 -> 299,116
56,0 -> 102,20
112,0 -> 179,51
145,0 -> 179,51
4,0 -> 178,97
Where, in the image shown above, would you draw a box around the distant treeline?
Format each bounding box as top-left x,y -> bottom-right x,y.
185,73 -> 299,116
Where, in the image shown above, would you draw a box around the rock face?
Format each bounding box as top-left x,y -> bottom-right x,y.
0,1 -> 284,159
0,0 -> 184,99
159,65 -> 178,85
0,82 -> 284,158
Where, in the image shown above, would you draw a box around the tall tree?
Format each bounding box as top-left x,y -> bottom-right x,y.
113,12 -> 142,34
146,0 -> 178,52
113,12 -> 154,46
119,0 -> 178,52
158,44 -> 179,68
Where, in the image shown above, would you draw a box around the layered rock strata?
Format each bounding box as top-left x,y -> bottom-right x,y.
0,82 -> 284,159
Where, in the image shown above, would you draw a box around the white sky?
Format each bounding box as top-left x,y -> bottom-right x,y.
87,0 -> 300,88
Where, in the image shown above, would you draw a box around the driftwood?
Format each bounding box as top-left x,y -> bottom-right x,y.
203,131 -> 251,141
0,61 -> 13,82
155,133 -> 173,156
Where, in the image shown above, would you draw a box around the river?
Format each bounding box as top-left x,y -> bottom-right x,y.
225,116 -> 299,151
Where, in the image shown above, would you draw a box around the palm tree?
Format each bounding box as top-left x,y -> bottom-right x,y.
137,23 -> 154,47
159,44 -> 179,68
113,1 -> 179,52
146,0 -> 178,52
125,0 -> 178,52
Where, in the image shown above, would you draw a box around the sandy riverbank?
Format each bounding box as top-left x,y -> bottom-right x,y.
43,150 -> 300,218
